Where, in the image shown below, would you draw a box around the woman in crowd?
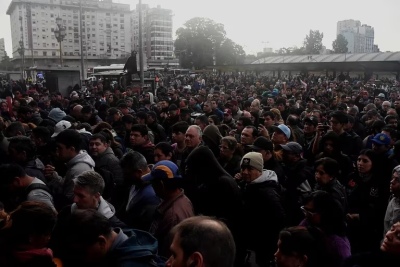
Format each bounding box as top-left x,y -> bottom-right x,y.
218,136 -> 241,177
346,149 -> 390,253
154,142 -> 174,163
274,226 -> 330,267
299,191 -> 351,266
314,157 -> 348,211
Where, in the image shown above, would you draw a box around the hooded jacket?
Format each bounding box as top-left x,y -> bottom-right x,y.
106,228 -> 163,267
184,146 -> 242,247
202,125 -> 222,158
93,147 -> 124,186
48,151 -> 95,209
242,170 -> 285,264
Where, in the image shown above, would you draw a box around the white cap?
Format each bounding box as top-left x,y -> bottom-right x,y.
52,120 -> 72,138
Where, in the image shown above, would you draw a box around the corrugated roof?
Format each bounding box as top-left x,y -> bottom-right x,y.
252,52 -> 400,64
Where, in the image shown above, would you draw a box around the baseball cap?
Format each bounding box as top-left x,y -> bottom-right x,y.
224,108 -> 232,115
371,133 -> 390,146
280,142 -> 303,154
303,116 -> 318,126
377,93 -> 385,99
240,152 -> 264,172
273,124 -> 291,139
142,160 -> 182,183
248,137 -> 273,151
52,120 -> 72,137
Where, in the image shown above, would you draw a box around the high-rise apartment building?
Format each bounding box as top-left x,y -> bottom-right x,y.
7,0 -> 133,66
0,39 -> 6,61
337,20 -> 375,54
131,4 -> 174,61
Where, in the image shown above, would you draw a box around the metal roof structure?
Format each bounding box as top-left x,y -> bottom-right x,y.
209,52 -> 400,73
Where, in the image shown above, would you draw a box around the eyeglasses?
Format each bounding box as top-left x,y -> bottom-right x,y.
300,206 -> 317,217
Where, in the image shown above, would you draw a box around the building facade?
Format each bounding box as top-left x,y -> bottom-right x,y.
7,0 -> 133,69
0,39 -> 6,61
131,4 -> 176,68
337,19 -> 376,54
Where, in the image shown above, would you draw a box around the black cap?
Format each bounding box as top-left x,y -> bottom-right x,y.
303,116 -> 318,126
168,104 -> 178,111
248,136 -> 273,151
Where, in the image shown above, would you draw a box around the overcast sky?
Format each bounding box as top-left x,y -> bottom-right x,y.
1,0 -> 400,57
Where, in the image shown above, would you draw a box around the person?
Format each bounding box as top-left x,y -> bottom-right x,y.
61,209 -> 164,267
166,216 -> 236,267
383,165 -> 400,236
154,142 -> 174,163
117,151 -> 160,230
218,136 -> 241,177
346,149 -> 390,253
129,124 -> 155,164
299,191 -> 351,266
274,226 -> 330,267
143,160 -> 194,258
0,201 -> 58,267
123,51 -> 138,81
45,129 -> 95,209
343,218 -> 400,267
183,146 -> 243,264
180,125 -> 203,174
0,164 -> 55,211
314,157 -> 348,211
238,152 -> 285,266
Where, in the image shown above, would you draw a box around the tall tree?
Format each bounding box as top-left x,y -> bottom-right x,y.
332,34 -> 349,53
304,30 -> 324,54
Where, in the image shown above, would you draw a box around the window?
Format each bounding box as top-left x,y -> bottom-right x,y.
52,51 -> 56,56
43,51 -> 47,56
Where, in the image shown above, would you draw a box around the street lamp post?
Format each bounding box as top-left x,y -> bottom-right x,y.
18,40 -> 25,80
54,17 -> 66,66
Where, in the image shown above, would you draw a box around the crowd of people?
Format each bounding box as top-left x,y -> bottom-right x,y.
0,72 -> 400,267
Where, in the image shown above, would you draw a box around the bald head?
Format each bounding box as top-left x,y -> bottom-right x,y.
72,105 -> 83,119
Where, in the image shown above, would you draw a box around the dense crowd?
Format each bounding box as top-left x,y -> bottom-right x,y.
0,72 -> 400,267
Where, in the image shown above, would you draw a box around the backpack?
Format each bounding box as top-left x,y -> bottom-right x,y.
94,166 -> 115,201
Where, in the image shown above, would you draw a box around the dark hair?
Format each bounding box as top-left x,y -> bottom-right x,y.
262,111 -> 276,119
92,122 -> 113,134
238,116 -> 253,127
0,164 -> 26,186
65,209 -> 112,246
81,105 -> 92,114
195,114 -> 209,126
131,124 -> 148,137
314,157 -> 340,178
382,126 -> 397,140
32,126 -> 51,143
244,125 -> 259,138
278,226 -> 329,267
8,136 -> 37,161
136,111 -> 147,120
329,111 -> 348,124
55,129 -> 82,151
4,122 -> 26,137
154,142 -> 173,157
358,149 -> 377,174
10,201 -> 57,244
90,133 -> 108,144
208,115 -> 221,125
303,190 -> 347,236
120,151 -> 148,171
385,115 -> 398,124
172,121 -> 189,134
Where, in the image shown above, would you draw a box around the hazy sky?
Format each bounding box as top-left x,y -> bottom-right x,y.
1,0 -> 400,57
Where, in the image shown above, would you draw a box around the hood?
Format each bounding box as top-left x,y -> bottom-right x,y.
112,228 -> 159,260
71,196 -> 115,219
25,158 -> 45,170
202,125 -> 222,147
97,147 -> 115,158
186,146 -> 228,179
250,170 -> 278,184
67,151 -> 95,168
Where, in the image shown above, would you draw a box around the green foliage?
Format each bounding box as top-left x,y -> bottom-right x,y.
303,30 -> 324,54
175,17 -> 245,69
332,34 -> 349,53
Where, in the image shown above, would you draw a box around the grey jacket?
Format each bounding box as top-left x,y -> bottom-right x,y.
49,151 -> 95,207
